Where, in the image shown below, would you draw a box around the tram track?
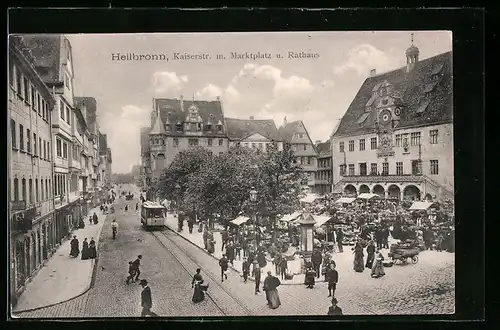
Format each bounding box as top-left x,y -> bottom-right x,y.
149,228 -> 251,316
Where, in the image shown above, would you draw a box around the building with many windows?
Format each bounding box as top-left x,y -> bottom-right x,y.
98,132 -> 113,187
8,36 -> 56,305
331,42 -> 453,202
314,140 -> 333,195
225,117 -> 283,152
278,118 -> 318,191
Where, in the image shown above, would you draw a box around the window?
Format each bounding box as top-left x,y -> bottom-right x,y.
176,124 -> 182,132
9,63 -> 14,87
21,178 -> 26,201
56,139 -> 62,157
188,138 -> 199,146
348,140 -> 354,152
27,129 -> 31,153
359,139 -> 365,151
359,163 -> 367,175
396,162 -> 403,175
251,143 -> 256,149
37,94 -> 41,114
430,130 -> 438,144
340,165 -> 346,176
63,142 -> 67,158
395,134 -> 401,147
412,160 -> 421,175
11,119 -> 16,149
307,157 -> 311,165
43,141 -> 47,159
31,87 -> 36,109
370,163 -> 378,175
299,133 -> 304,138
19,124 -> 24,150
35,179 -> 39,202
430,160 -> 439,175
370,137 -> 377,150
45,179 -> 49,199
207,138 -> 213,146
65,73 -> 70,88
410,132 -> 421,146
339,142 -> 344,153
33,133 -> 37,156
60,102 -> 65,120
16,68 -> 22,96
402,134 -> 409,150
190,123 -> 197,131
66,106 -> 70,124
23,77 -> 29,102
165,124 -> 171,131
219,139 -> 224,146
382,162 -> 389,175
48,179 -> 51,198
173,138 -> 179,147
28,179 -> 33,204
41,180 -> 44,200
348,164 -> 355,176
39,137 -> 42,157
13,178 -> 19,201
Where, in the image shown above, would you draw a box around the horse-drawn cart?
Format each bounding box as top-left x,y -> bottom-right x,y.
388,246 -> 420,264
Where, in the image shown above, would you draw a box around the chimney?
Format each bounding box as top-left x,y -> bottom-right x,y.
370,69 -> 376,77
283,116 -> 287,127
180,93 -> 184,111
249,116 -> 254,120
216,96 -> 220,101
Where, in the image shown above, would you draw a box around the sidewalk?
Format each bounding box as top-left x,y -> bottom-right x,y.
164,214 -> 306,285
13,207 -> 107,312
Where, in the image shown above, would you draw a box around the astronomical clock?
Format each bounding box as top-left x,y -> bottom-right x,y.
373,81 -> 403,157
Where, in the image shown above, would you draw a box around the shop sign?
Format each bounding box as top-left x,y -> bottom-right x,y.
10,200 -> 26,211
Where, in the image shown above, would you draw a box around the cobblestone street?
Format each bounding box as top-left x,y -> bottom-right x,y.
13,195 -> 454,318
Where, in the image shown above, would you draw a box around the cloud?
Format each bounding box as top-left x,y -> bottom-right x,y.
152,71 -> 187,94
333,44 -> 397,76
99,105 -> 150,173
195,84 -> 223,100
224,84 -> 241,103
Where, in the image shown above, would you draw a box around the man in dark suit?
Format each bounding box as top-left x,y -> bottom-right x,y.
140,279 -> 158,317
132,255 -> 142,282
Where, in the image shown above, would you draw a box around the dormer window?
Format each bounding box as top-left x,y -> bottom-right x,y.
197,123 -> 202,131
190,123 -> 197,131
217,124 -> 223,132
176,122 -> 182,132
206,124 -> 212,130
165,124 -> 171,131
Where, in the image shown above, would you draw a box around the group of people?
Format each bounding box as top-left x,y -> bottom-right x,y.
69,235 -> 97,260
352,241 -> 386,278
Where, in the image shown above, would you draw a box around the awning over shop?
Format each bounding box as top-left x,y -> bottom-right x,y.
357,193 -> 379,200
409,201 -> 436,210
314,215 -> 332,228
230,215 -> 250,226
280,211 -> 302,222
335,197 -> 356,204
300,193 -> 320,204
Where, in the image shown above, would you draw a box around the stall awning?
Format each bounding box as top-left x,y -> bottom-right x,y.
335,197 -> 356,204
280,211 -> 302,222
357,193 -> 379,200
230,215 -> 250,226
409,201 -> 435,210
300,193 -> 320,204
314,215 -> 332,227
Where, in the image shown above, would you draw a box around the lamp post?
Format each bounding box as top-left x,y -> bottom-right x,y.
249,187 -> 258,249
175,183 -> 181,217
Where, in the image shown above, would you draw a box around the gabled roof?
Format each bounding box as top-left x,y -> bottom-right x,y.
149,115 -> 164,134
153,98 -> 226,137
315,141 -> 331,157
225,118 -> 281,141
20,35 -> 65,84
333,51 -> 452,137
75,97 -> 98,134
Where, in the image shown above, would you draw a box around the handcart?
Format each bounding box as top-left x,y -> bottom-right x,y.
388,246 -> 420,264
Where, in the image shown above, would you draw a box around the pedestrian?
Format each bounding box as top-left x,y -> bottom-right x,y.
336,228 -> 344,253
111,219 -> 118,239
207,231 -> 215,254
371,250 -> 386,278
191,268 -> 205,303
92,212 -> 98,225
304,265 -> 316,289
81,238 -> 90,260
126,261 -> 136,284
88,237 -> 97,259
365,241 -> 376,269
274,253 -> 282,277
252,260 -> 262,294
139,279 -> 158,317
89,216 -> 93,225
202,228 -> 208,250
326,262 -> 339,298
219,254 -> 229,282
132,255 -> 142,281
188,218 -> 194,234
382,226 -> 390,249
263,271 -> 281,309
125,204 -> 129,212
311,249 -> 323,279
234,240 -> 242,261
279,256 -> 288,280
221,228 -> 229,251
70,235 -> 79,258
327,297 -> 343,316
353,242 -> 364,273
242,257 -> 250,282
257,248 -> 267,268
226,242 -> 235,266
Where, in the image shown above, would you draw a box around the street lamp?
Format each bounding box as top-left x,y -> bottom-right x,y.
175,183 -> 181,217
249,187 -> 258,249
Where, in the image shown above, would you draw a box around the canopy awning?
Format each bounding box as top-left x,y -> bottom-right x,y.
409,201 -> 435,210
357,193 -> 379,200
280,211 -> 302,222
300,193 -> 320,204
335,197 -> 356,204
230,215 -> 250,226
314,215 -> 332,227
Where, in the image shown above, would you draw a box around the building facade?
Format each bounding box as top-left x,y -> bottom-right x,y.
278,119 -> 318,191
314,141 -> 333,195
145,95 -> 229,181
98,132 -> 113,187
8,36 -> 57,305
225,117 -> 283,152
331,44 -> 453,202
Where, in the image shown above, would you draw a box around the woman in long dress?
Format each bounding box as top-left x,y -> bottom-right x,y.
81,238 -> 90,260
263,271 -> 281,309
353,242 -> 365,272
191,268 -> 205,303
365,241 -> 376,269
70,236 -> 80,258
88,238 -> 97,259
371,250 -> 386,278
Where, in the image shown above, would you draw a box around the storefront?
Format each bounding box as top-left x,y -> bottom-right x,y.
55,204 -> 72,244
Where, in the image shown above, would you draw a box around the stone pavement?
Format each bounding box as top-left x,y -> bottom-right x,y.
13,206 -> 106,312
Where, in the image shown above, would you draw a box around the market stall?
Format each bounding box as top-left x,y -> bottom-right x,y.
334,197 -> 356,205
357,193 -> 379,200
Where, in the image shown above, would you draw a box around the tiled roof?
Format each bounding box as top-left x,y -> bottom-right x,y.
20,35 -> 64,84
315,141 -> 331,157
225,118 -> 281,141
333,51 -> 452,137
74,97 -> 98,134
99,132 -> 107,153
278,121 -> 301,142
153,99 -> 226,137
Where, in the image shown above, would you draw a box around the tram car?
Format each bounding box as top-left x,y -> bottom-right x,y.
140,201 -> 166,229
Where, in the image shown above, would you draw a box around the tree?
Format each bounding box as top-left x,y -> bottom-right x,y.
153,146 -> 212,203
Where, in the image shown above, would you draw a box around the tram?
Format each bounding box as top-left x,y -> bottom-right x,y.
140,201 -> 166,229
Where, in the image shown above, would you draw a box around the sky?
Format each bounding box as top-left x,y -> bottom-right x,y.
67,31 -> 452,173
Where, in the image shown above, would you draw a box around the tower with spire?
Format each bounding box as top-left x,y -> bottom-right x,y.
405,32 -> 420,73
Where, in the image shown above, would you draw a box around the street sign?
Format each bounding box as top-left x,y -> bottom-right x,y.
10,200 -> 26,211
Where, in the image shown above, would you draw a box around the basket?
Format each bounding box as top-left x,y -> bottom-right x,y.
199,283 -> 209,291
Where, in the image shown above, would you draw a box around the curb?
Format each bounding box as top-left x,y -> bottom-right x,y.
165,225 -> 312,286
12,209 -> 108,314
